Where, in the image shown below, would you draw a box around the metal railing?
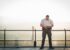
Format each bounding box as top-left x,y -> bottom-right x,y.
0,29 -> 70,48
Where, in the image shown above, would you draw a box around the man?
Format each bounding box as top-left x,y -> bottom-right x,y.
40,15 -> 54,49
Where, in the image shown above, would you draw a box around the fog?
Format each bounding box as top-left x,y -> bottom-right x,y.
0,0 -> 70,30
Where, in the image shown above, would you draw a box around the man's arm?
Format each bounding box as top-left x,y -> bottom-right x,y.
40,24 -> 43,27
40,19 -> 44,28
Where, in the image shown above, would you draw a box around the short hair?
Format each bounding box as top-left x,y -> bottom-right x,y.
46,15 -> 49,17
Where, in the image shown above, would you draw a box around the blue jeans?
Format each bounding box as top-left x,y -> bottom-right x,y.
41,28 -> 52,48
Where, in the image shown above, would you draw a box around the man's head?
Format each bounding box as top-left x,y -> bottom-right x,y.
45,15 -> 49,20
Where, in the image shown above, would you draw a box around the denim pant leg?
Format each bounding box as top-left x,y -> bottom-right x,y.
41,30 -> 47,47
47,30 -> 52,47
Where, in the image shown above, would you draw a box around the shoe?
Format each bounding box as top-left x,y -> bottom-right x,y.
49,47 -> 54,49
40,47 -> 44,49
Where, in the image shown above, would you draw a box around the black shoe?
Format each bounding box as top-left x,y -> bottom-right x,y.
49,47 -> 54,49
40,47 -> 44,49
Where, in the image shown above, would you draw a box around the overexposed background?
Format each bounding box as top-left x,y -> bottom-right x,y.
0,0 -> 70,40
0,0 -> 70,30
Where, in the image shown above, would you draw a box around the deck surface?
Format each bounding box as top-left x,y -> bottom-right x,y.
0,48 -> 70,50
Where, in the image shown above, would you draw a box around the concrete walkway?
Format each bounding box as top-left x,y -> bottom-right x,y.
0,48 -> 70,50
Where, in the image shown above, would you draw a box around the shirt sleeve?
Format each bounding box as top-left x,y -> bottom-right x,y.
40,19 -> 44,25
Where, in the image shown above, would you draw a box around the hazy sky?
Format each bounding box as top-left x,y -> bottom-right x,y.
0,0 -> 70,29
0,0 -> 70,41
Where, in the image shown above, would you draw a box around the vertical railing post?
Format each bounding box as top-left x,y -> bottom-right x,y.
4,29 -> 6,48
32,26 -> 34,44
34,29 -> 36,47
64,29 -> 66,48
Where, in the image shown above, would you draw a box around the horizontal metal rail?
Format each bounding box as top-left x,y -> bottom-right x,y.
0,30 -> 70,31
0,29 -> 70,48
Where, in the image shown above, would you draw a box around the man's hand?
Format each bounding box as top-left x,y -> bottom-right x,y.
43,26 -> 52,29
47,26 -> 52,28
40,24 -> 52,29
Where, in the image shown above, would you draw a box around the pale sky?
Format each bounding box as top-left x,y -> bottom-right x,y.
0,0 -> 70,41
0,0 -> 70,29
